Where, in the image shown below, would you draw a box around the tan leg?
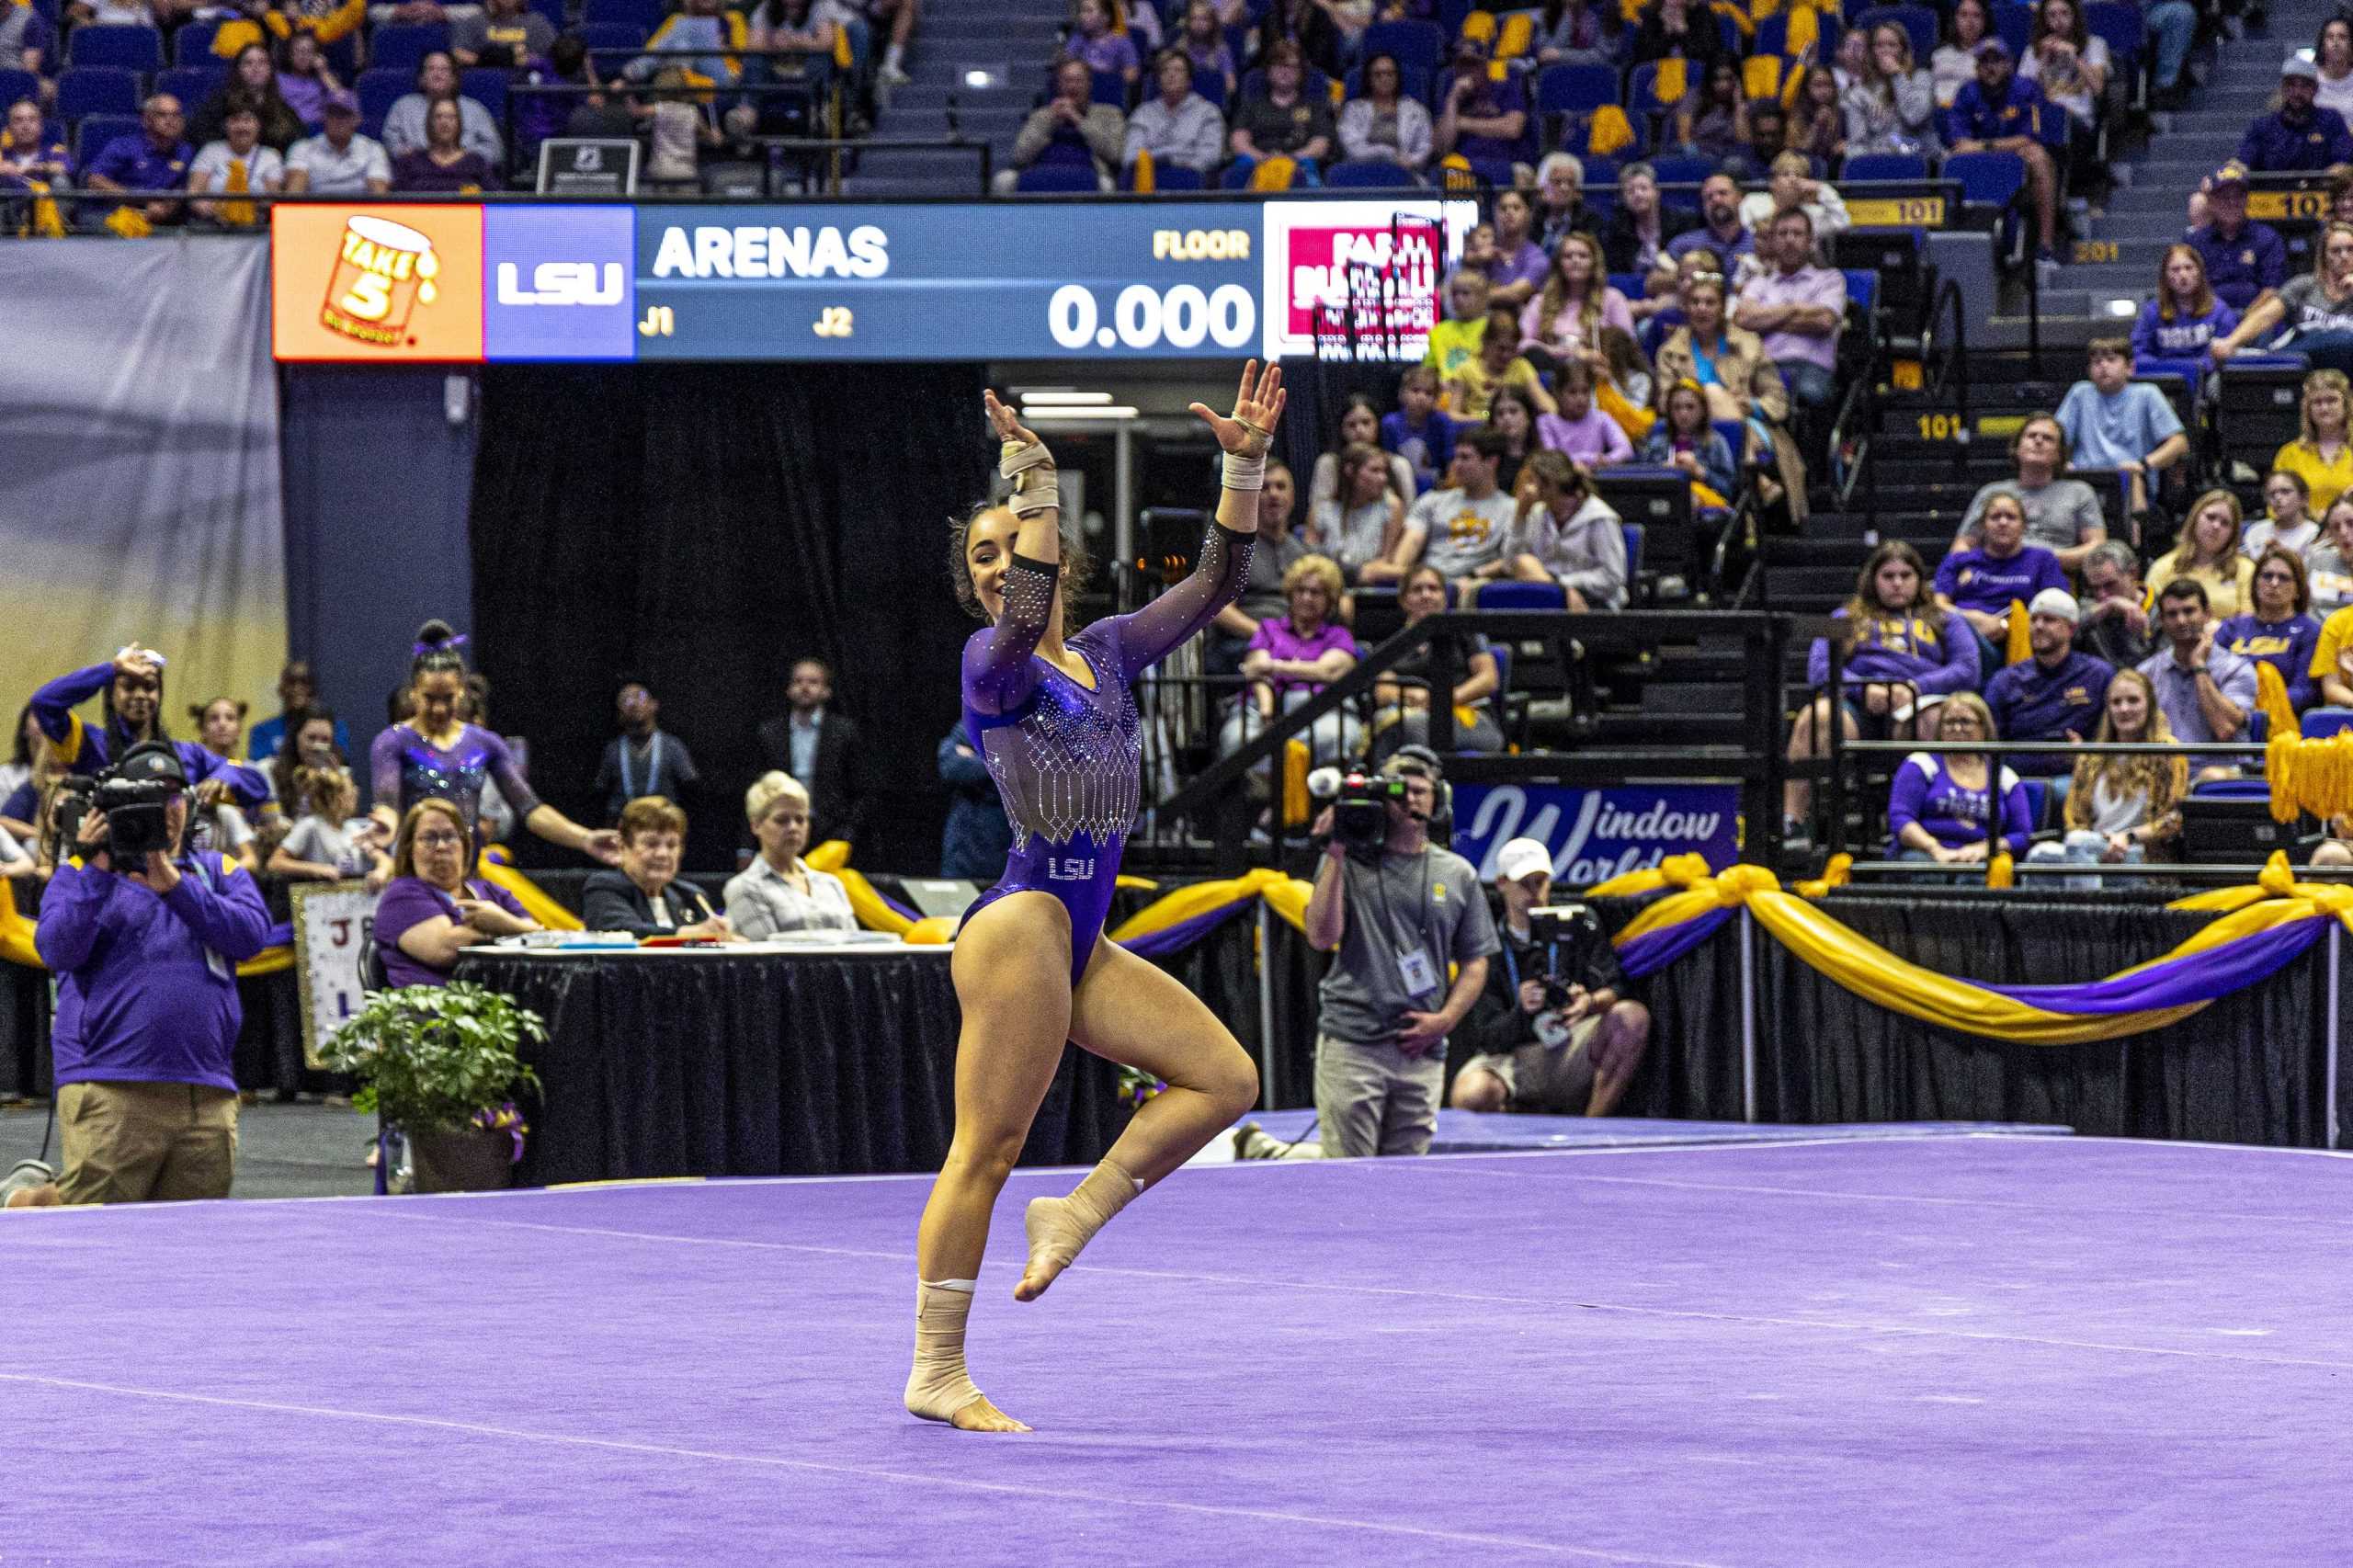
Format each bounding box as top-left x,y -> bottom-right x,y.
1583,1001 -> 1652,1118
1783,696 -> 1853,822
907,892 -> 1074,1432
1507,552 -> 1552,584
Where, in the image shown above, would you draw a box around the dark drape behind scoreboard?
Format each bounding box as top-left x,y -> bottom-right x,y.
468,361 -> 991,876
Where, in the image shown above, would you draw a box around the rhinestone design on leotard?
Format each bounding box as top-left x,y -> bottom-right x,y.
979,647 -> 1141,853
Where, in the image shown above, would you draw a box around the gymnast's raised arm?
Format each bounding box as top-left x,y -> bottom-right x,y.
961,391 -> 1070,716
1112,359 -> 1290,680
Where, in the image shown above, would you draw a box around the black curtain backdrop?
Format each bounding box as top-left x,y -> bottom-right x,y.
468,363 -> 992,876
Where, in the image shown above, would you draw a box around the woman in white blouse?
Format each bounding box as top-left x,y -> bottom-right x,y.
723,771 -> 858,937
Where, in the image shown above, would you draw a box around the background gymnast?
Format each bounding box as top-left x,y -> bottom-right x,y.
904,362 -> 1287,1433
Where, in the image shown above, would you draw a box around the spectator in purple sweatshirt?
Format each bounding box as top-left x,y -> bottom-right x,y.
34,742 -> 273,1204
1786,540 -> 1983,836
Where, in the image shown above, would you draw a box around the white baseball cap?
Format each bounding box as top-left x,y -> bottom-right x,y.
1495,837 -> 1554,882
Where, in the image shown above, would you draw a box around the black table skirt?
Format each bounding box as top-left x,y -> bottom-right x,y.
455,949 -> 1130,1187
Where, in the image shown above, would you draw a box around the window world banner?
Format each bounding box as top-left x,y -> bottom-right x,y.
1452,784 -> 1741,886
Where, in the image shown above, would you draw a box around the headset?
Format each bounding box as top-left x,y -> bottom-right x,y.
1381,744 -> 1452,844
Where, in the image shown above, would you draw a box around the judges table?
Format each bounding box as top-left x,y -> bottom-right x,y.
454,940 -> 1128,1187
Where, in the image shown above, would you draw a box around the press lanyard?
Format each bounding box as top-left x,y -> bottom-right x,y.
620,733 -> 662,799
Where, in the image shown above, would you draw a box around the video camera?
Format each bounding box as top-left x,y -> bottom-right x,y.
56,743 -> 188,862
1528,903 -> 1603,1016
1308,767 -> 1410,849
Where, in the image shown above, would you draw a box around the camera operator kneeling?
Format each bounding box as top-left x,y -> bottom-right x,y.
1302,749 -> 1498,1157
33,742 -> 272,1204
1449,837 -> 1650,1118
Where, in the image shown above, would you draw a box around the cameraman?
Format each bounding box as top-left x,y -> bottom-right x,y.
1302,749 -> 1496,1157
1450,837 -> 1651,1118
33,742 -> 271,1204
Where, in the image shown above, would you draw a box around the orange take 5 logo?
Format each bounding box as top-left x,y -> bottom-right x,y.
272,205 -> 484,362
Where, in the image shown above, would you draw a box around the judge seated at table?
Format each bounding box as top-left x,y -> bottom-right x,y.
373,798 -> 540,988
582,795 -> 738,941
724,771 -> 858,938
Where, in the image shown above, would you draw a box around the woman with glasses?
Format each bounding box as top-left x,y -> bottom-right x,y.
1888,692 -> 2032,880
370,798 -> 542,989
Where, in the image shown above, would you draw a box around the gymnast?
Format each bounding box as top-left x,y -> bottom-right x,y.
369,620 -> 621,873
905,362 -> 1286,1433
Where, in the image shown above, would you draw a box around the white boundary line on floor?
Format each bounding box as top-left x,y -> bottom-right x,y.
0,1371 -> 1729,1568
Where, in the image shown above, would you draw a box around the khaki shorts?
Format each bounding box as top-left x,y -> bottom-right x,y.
56,1080 -> 239,1205
1461,1013 -> 1603,1116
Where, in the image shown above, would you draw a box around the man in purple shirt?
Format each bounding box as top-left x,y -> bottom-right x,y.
33,743 -> 272,1204
83,93 -> 192,229
1435,34 -> 1527,166
1733,207 -> 1847,409
1665,174 -> 1756,278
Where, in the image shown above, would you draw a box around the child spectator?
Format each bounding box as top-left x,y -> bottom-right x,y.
1124,49 -> 1224,176
1177,0 -> 1236,99
1338,51 -> 1431,172
270,766 -> 391,882
2054,337 -> 2187,515
1067,0 -> 1140,87
1641,379 -> 1737,506
1381,366 -> 1453,492
1593,325 -> 1656,440
1535,360 -> 1633,470
1423,267 -> 1491,380
1487,385 -> 1539,491
1935,488 -> 2071,660
2148,490 -> 2257,621
2217,546 -> 2324,710
2243,470 -> 2320,559
2132,244 -> 2238,361
1446,307 -> 1555,421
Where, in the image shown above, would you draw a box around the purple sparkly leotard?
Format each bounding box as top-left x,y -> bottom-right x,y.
960,522 -> 1254,985
369,722 -> 542,837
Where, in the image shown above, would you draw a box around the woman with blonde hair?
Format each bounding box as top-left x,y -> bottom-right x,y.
1842,21 -> 1938,155
2147,489 -> 2257,620
1220,551 -> 1360,764
1303,439 -> 1404,584
1651,271 -> 1765,423
2026,669 -> 2187,886
723,771 -> 856,937
1888,691 -> 2031,877
2211,223 -> 2353,383
2274,368 -> 2353,517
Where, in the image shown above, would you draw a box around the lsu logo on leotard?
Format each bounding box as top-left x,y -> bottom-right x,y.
1048,857 -> 1097,881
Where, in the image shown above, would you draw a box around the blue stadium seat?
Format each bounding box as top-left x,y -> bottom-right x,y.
172,20 -> 221,64
0,67 -> 36,109
1944,149 -> 2026,208
1648,152 -> 1712,197
2084,1 -> 2143,69
1580,153 -> 1618,188
1842,269 -> 1880,312
1991,3 -> 2033,57
528,0 -> 564,30
369,23 -> 449,73
1016,165 -> 1103,192
356,67 -> 408,135
2189,777 -> 2272,800
1711,419 -> 1745,460
1477,582 -> 1567,610
1622,521 -> 1644,588
1851,4 -> 1937,61
583,0 -> 666,33
2303,708 -> 2353,739
1841,152 -> 1927,183
67,25 -> 162,73
1150,165 -> 1205,190
574,21 -> 649,55
156,64 -> 224,108
1535,62 -> 1618,115
460,66 -> 507,119
1190,70 -> 1225,109
1090,69 -> 1126,107
57,67 -> 141,124
74,111 -> 139,170
1325,159 -> 1420,188
1362,18 -> 1444,72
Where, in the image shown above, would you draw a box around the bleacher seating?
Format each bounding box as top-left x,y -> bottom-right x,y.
57,68 -> 141,126
369,24 -> 449,73
74,112 -> 139,171
66,25 -> 163,74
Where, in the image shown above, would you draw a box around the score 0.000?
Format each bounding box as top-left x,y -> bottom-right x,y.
1048,282 -> 1257,353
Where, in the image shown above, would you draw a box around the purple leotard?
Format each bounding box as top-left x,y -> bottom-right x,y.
960,522 -> 1253,984
369,722 -> 542,836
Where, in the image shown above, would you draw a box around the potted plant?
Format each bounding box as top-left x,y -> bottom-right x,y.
320,981 -> 547,1194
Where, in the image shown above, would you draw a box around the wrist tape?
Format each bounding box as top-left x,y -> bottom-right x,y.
1222,450 -> 1267,492
1001,437 -> 1060,517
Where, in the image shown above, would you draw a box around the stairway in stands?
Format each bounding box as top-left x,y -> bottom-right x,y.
843,0 -> 1067,196
2049,1 -> 2336,320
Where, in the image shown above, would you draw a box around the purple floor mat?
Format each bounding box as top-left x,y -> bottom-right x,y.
11,1133 -> 2353,1566
1240,1108 -> 2074,1152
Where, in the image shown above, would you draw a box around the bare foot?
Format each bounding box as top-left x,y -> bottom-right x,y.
1014,1195 -> 1074,1301
949,1395 -> 1032,1433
